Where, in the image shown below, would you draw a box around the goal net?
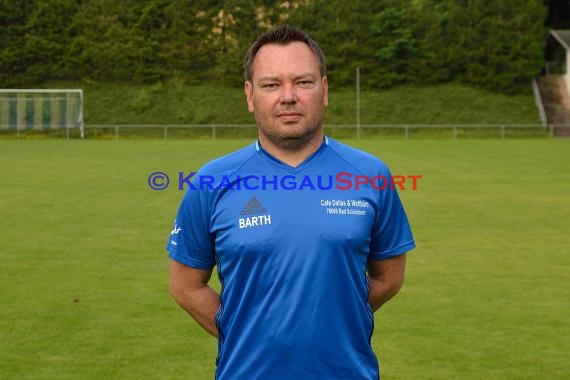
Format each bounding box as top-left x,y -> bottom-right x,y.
0,89 -> 84,138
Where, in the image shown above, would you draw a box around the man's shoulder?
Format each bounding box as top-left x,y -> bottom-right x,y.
326,137 -> 390,173
198,141 -> 258,176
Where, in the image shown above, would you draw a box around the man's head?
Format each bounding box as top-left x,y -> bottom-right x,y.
244,26 -> 328,151
243,26 -> 326,83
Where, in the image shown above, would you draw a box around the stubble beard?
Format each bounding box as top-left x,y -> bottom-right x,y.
257,110 -> 324,151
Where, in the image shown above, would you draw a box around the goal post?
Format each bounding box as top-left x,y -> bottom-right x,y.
0,89 -> 84,138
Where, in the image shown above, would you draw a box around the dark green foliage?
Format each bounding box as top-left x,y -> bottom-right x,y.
369,6 -> 420,87
444,0 -> 548,93
0,0 -> 551,93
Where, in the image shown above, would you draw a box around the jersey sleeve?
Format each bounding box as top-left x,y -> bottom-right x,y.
166,186 -> 216,269
369,166 -> 416,260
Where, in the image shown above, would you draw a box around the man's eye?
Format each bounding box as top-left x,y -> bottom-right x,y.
261,83 -> 278,89
298,80 -> 314,87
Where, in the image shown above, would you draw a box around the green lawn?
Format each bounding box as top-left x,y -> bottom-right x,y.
0,139 -> 568,379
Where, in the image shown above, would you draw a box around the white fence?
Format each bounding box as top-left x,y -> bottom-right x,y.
79,124 -> 564,140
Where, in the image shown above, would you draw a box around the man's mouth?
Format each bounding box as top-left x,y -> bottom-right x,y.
276,112 -> 302,121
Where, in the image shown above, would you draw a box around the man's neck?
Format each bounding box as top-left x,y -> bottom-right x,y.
258,131 -> 324,167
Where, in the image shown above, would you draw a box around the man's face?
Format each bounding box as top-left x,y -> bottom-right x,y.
245,42 -> 328,149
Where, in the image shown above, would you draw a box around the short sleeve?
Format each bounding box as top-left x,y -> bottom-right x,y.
166,187 -> 215,269
369,166 -> 416,260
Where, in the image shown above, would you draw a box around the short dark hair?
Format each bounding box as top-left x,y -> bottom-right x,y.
243,25 -> 326,82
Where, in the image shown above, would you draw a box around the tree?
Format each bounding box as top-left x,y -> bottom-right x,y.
0,0 -> 550,92
459,0 -> 547,92
204,0 -> 263,86
66,0 -> 134,81
0,0 -> 36,86
410,0 -> 547,92
289,0 -> 385,88
369,5 -> 419,87
0,0 -> 79,85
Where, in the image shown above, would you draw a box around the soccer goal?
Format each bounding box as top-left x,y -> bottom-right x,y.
0,89 -> 84,138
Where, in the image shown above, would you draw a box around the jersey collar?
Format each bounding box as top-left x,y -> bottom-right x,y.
255,136 -> 330,172
255,136 -> 329,152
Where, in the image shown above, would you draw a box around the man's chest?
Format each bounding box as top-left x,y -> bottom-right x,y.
210,188 -> 377,263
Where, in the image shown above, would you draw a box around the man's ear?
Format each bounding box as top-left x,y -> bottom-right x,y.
245,81 -> 254,113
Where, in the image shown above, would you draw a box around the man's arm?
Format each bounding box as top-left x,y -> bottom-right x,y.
367,253 -> 407,312
169,259 -> 220,337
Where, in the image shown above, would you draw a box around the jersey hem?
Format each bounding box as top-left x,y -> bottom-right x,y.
168,251 -> 215,270
369,241 -> 415,261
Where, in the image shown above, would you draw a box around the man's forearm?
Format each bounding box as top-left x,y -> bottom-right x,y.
367,277 -> 402,312
173,285 -> 220,337
367,254 -> 407,312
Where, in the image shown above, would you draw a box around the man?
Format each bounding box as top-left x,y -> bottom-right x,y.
167,26 -> 415,380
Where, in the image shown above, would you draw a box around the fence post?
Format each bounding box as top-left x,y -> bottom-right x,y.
115,125 -> 119,141
500,125 -> 505,140
404,125 -> 408,140
163,126 -> 168,141
452,125 -> 457,140
212,125 -> 216,140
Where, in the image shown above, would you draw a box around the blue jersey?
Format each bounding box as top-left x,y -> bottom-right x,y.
167,137 -> 415,380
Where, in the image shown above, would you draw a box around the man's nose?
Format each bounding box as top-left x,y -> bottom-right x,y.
279,84 -> 298,104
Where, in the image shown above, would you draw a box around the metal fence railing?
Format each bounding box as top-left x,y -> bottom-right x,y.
545,61 -> 566,75
73,124 -> 568,140
532,79 -> 548,128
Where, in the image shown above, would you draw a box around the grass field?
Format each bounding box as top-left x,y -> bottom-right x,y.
1,139 -> 568,379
